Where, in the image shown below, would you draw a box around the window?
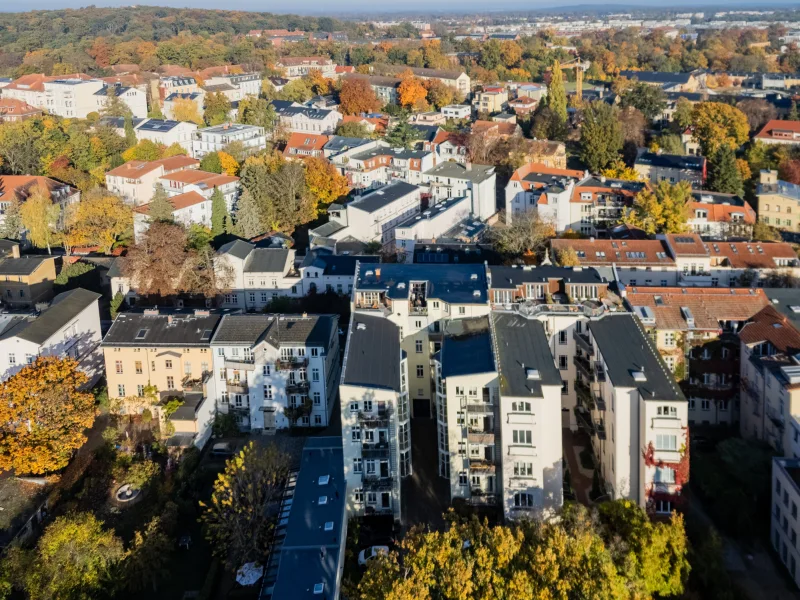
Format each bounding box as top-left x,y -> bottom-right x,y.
351,426 -> 361,441
165,360 -> 173,370
458,472 -> 468,486
311,348 -> 319,357
514,492 -> 534,507
657,406 -> 677,417
313,392 -> 321,405
312,368 -> 320,382
656,434 -> 677,451
353,458 -> 362,473
701,399 -> 710,411
654,466 -> 675,483
350,401 -> 359,413
512,430 -> 532,445
7,354 -> 15,366
511,401 -> 531,412
263,364 -> 271,376
416,365 -> 424,378
166,376 -> 174,389
664,332 -> 676,347
558,355 -> 568,370
117,384 -> 125,397
458,307 -> 466,315
655,500 -> 672,514
558,330 -> 567,344
264,385 -> 273,400
135,361 -> 142,374
314,415 -> 322,425
415,340 -> 423,353
354,488 -> 364,503
561,380 -> 568,395
137,385 -> 144,396
115,360 -> 123,374
514,462 -> 533,476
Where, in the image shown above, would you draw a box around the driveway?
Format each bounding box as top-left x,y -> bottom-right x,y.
401,416 -> 450,531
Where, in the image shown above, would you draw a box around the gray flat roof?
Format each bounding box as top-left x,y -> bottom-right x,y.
395,196 -> 469,230
137,119 -> 183,132
356,263 -> 488,304
441,317 -> 495,378
200,123 -> 262,134
765,289 -> 800,331
424,161 -> 496,184
492,312 -> 561,398
488,265 -> 607,288
588,314 -> 685,402
211,314 -> 336,347
0,288 -> 100,345
342,314 -> 401,391
270,437 -> 345,600
350,182 -> 419,214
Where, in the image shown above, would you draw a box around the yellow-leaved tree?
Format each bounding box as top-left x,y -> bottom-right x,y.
71,192 -> 133,254
623,180 -> 692,235
304,156 -> 350,206
170,97 -> 204,125
398,70 -> 429,112
19,184 -> 61,254
0,357 -> 96,475
218,151 -> 240,176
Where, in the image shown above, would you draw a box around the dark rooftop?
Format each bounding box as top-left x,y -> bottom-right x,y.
211,314 -> 336,347
355,263 -> 488,304
0,255 -> 54,276
342,314 -> 401,391
244,248 -> 290,274
635,151 -> 705,172
0,288 -> 100,345
588,314 -> 685,402
441,317 -> 495,378
303,250 -> 379,276
350,182 -> 419,214
102,309 -> 224,346
488,265 -> 608,288
217,239 -> 255,260
765,289 -> 800,331
492,312 -> 561,398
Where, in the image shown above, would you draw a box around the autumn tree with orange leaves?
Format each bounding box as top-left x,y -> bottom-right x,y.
0,357 -> 96,475
338,77 -> 382,115
398,70 -> 429,112
305,157 -> 350,205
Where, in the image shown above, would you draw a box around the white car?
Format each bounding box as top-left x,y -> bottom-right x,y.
358,545 -> 389,566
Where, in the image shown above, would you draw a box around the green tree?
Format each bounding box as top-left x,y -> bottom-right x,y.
385,116 -> 419,149
335,121 -> 373,138
620,82 -> 667,122
655,133 -> 686,155
788,100 -> 799,122
233,188 -> 263,239
210,187 -> 229,237
547,60 -> 568,124
0,198 -> 22,240
709,146 -> 744,197
200,442 -> 290,571
690,102 -> 750,156
204,92 -> 232,127
110,291 -> 125,319
123,508 -> 176,593
580,101 -> 624,172
147,183 -> 174,223
623,180 -> 692,234
237,96 -> 276,131
673,97 -> 694,130
5,512 -> 124,600
200,152 -> 223,174
124,113 -> 137,147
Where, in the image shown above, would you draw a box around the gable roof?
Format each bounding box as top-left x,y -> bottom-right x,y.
211,313 -> 336,347
243,248 -> 290,274
106,155 -> 198,179
739,304 -> 800,354
635,152 -> 705,172
283,132 -> 329,154
755,119 -> 800,140
102,309 -> 223,346
0,176 -> 77,203
0,255 -> 55,276
134,190 -> 207,214
551,238 -> 674,266
0,288 -> 100,344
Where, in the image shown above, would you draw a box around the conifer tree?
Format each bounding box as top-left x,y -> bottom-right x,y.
148,183 -> 174,223
548,60 -> 568,124
210,188 -> 229,237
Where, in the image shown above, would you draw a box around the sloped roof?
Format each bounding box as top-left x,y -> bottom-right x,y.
134,190 -> 207,214
0,288 -> 100,344
106,155 -> 198,178
243,248 -> 290,274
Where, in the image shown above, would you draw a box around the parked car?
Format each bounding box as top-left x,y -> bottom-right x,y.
358,546 -> 389,566
210,442 -> 236,458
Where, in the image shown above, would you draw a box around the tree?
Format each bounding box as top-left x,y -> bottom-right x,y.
531,105 -> 568,141
385,117 -> 420,150
210,187 -> 230,237
122,139 -> 163,162
336,121 -> 372,138
182,241 -> 233,298
425,79 -> 456,110
623,180 -> 692,234
217,151 -> 239,177
708,146 -> 744,196
736,98 -> 777,133
162,142 -> 186,158
305,157 -> 350,205
0,357 -> 95,475
233,188 -> 263,239
673,97 -> 694,131
690,102 -> 749,156
170,98 -> 204,125
654,134 -> 686,155
200,442 -> 290,571
204,92 -> 232,127
600,160 -> 642,181
580,101 -> 624,173
20,184 -> 60,254
779,159 -> 800,185
236,96 -> 276,130
547,60 -> 568,124
339,77 -> 382,115
490,211 -> 555,257
398,72 -> 429,111
263,161 -> 318,232
753,220 -> 782,242
110,291 -> 125,319
124,113 -> 137,146
556,246 -> 581,266
71,193 -> 132,254
200,152 -> 223,174
147,183 -> 174,223
788,100 -> 799,122
123,508 -> 176,593
278,79 -> 313,103
0,197 -> 22,240
5,512 -> 124,599
620,82 -> 667,121
122,221 -> 189,297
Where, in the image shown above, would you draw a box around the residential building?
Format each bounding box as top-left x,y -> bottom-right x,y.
634,151 -> 706,187
266,437 -> 346,600
493,113 -> 517,124
379,65 -> 470,96
2,73 -> 91,110
507,96 -> 538,115
275,105 -> 342,135
339,114 -> 388,134
158,169 -> 239,208
422,162 -> 498,221
340,313 -> 410,521
625,287 -> 769,426
101,307 -> 222,448
342,75 -> 400,106
330,141 -> 435,189
283,132 -> 329,159
0,288 -> 102,382
423,130 -> 468,164
204,73 -> 261,100
757,170 -> 800,233
755,120 -> 800,145
93,84 -> 147,118
191,123 -> 267,158
323,136 -> 372,158
581,313 -> 688,513
739,297 -> 800,455
0,175 -> 81,231
215,240 -> 303,309
310,182 -> 422,248
158,76 -> 199,102
504,163 -> 584,227
105,155 -> 200,206
688,190 -> 756,239
210,313 -> 340,431
771,457 -> 800,588
618,70 -> 701,92
471,119 -> 521,138
135,119 -> 198,153
568,177 -> 648,237
300,251 -> 379,295
473,87 -> 508,114
394,196 -> 473,260
43,78 -> 105,118
163,92 -> 204,121
0,98 -> 42,122
409,112 -> 446,126
277,57 -> 337,80
441,104 -> 471,120
516,83 -> 548,101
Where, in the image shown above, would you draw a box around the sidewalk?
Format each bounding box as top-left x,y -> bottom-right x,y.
562,428 -> 593,505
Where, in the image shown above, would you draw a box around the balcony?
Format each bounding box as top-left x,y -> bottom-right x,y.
409,305 -> 428,316
466,403 -> 494,414
575,379 -> 592,407
594,420 -> 607,440
574,355 -> 593,380
276,357 -> 308,370
469,458 -> 496,473
224,356 -> 257,371
593,394 -> 607,411
286,380 -> 310,394
468,492 -> 499,506
573,330 -> 593,355
575,407 -> 595,435
182,372 -> 211,393
362,442 -> 390,459
362,474 -> 394,490
767,405 -> 786,429
358,408 -> 393,426
226,381 -> 248,394
468,432 -> 495,445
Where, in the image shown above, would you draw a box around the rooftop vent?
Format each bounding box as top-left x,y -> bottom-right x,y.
526,368 -> 541,380
324,521 -> 335,531
356,323 -> 366,331
470,273 -> 478,280
397,282 -> 406,289
473,290 -> 480,297
318,496 -> 328,505
680,306 -> 695,328
632,370 -> 647,382
318,475 -> 330,486
313,583 -> 324,595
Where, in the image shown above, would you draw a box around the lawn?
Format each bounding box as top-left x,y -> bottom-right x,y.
0,477 -> 48,544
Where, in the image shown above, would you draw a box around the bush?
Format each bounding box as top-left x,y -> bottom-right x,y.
212,412 -> 240,438
126,459 -> 160,491
140,408 -> 152,424
54,261 -> 101,293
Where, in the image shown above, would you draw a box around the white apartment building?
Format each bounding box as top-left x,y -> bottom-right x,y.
340,313 -> 410,521
135,119 -> 198,153
94,85 -> 148,118
687,191 -> 757,239
421,162 -> 498,221
441,104 -> 472,120
394,196 -> 472,260
0,288 -> 102,383
204,73 -> 261,100
277,57 -> 337,80
159,77 -> 199,101
580,314 -> 688,513
309,182 -> 422,248
191,123 -> 267,158
211,313 -> 340,431
330,142 -> 435,189
105,155 -> 200,206
275,106 -> 342,134
772,457 -> 800,588
44,78 -> 104,118
300,251 -> 380,296
505,163 -> 584,228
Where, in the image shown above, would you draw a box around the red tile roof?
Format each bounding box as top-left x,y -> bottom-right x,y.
0,176 -> 77,203
510,163 -> 584,191
689,198 -> 756,224
106,155 -> 199,178
283,132 -> 329,155
472,120 -> 518,137
663,233 -> 708,256
551,238 -> 675,266
705,241 -> 798,269
755,119 -> 800,141
134,190 -> 207,214
739,304 -> 800,353
0,98 -> 42,118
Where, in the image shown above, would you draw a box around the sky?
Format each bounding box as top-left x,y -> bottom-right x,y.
6,0 -> 797,14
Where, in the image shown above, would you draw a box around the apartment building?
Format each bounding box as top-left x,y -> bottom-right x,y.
340,313 -> 410,521
191,123 -> 267,158
158,76 -> 199,102
0,98 -> 42,123
101,308 -> 222,448
0,175 -> 80,230
105,155 -> 200,206
688,191 -> 756,239
423,130 -> 468,164
579,314 -> 688,513
442,104 -> 471,120
473,87 -> 508,114
283,132 -> 329,159
626,287 -> 769,426
771,457 -> 800,588
330,142 -> 435,189
0,288 -> 102,382
300,251 -> 379,295
739,295 -> 800,456
755,120 -> 800,146
394,196 -> 472,260
204,73 -> 261,100
0,255 -> 57,308
42,78 -> 104,118
135,119 -> 198,153
758,170 -> 800,234
421,162 -> 498,221
569,176 -> 647,237
277,57 -> 337,80
2,73 -> 91,110
504,163 -> 585,227
380,65 -> 470,96
210,313 -> 339,431
93,85 -> 147,118
215,240 -> 303,309
634,151 -> 706,188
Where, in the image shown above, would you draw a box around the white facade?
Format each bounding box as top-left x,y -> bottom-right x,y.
422,163 -> 498,221
394,196 -> 472,260
135,120 -> 198,153
94,85 -> 148,118
772,458 -> 800,589
441,105 -> 472,120
191,123 -> 267,158
278,107 -> 342,134
44,78 -> 104,118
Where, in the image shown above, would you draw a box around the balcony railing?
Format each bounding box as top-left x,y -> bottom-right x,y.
767,405 -> 785,429
466,403 -> 494,413
410,305 -> 428,316
362,442 -> 390,459
573,330 -> 593,355
469,458 -> 496,472
468,432 -> 495,445
594,420 -> 607,440
276,357 -> 309,370
286,380 -> 310,394
468,492 -> 499,506
226,381 -> 248,394
224,356 -> 257,371
574,355 -> 593,380
358,408 -> 393,426
362,475 -> 394,490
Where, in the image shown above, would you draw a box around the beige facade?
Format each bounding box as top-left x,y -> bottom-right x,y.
473,90 -> 508,114
0,256 -> 56,307
757,170 -> 800,233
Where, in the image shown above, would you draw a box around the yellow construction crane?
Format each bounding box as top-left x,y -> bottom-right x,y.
551,57 -> 591,101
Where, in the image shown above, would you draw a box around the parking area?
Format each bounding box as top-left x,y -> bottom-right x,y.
401,416 -> 450,531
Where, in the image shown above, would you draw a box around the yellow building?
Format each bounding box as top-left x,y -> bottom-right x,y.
0,251 -> 56,308
757,170 -> 800,233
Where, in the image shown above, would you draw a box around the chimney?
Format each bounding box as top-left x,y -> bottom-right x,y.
11,244 -> 20,259
374,268 -> 381,278
466,161 -> 472,171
